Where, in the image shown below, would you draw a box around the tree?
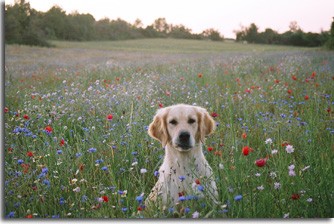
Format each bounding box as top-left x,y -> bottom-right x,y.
153,18 -> 169,35
327,17 -> 334,49
245,23 -> 259,43
202,28 -> 223,41
289,21 -> 300,33
5,0 -> 51,46
42,6 -> 67,39
133,18 -> 143,28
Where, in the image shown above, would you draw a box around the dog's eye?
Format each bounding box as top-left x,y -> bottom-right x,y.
188,118 -> 196,124
169,120 -> 178,125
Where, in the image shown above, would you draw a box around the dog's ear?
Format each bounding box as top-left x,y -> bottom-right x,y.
196,108 -> 216,144
148,108 -> 170,147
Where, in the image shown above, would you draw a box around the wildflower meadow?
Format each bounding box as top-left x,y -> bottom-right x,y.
4,40 -> 334,218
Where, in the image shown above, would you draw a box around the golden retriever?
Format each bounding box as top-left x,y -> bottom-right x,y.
146,104 -> 218,208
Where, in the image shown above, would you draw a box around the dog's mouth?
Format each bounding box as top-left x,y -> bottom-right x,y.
176,144 -> 192,151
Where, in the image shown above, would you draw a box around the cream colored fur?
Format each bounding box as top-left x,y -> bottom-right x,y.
146,104 -> 218,207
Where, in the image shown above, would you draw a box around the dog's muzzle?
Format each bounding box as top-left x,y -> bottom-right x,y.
176,131 -> 192,150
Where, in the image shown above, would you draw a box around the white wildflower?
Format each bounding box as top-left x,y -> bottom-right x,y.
289,170 -> 296,176
274,182 -> 281,189
286,145 -> 294,153
73,187 -> 80,192
271,149 -> 278,154
265,138 -> 273,145
302,165 -> 310,171
288,164 -> 295,170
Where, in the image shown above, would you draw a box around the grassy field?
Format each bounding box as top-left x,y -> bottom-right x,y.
4,39 -> 334,218
51,38 -> 313,54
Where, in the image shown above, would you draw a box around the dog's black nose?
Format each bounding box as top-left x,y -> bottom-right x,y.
179,132 -> 190,143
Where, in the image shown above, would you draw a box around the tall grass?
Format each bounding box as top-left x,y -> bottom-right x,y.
4,41 -> 334,218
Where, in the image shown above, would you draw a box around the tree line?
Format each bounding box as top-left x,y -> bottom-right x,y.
5,0 -> 223,47
5,0 -> 334,49
234,22 -> 332,48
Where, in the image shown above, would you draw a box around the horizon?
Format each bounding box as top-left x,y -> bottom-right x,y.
4,0 -> 334,39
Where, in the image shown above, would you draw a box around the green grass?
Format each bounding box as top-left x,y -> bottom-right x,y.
51,38 -> 313,54
4,40 -> 334,218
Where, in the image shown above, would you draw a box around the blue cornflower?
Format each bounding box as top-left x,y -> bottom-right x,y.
118,190 -> 124,195
57,150 -> 62,154
179,196 -> 185,201
82,195 -> 88,202
179,176 -> 186,181
52,214 -> 60,218
6,212 -> 15,218
136,196 -> 143,204
132,151 -> 138,155
121,207 -> 127,212
107,186 -> 116,191
218,209 -> 228,213
168,208 -> 175,212
186,195 -> 193,200
185,208 -> 191,213
76,153 -> 82,158
154,171 -> 159,177
234,195 -> 243,201
95,159 -> 104,164
42,179 -> 50,185
42,168 -> 48,173
17,159 -> 24,164
198,185 -> 204,191
87,148 -> 97,153
102,166 -> 107,171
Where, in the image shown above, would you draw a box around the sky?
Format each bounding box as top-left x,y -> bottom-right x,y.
4,0 -> 334,38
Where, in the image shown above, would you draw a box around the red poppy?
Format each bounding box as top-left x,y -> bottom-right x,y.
27,152 -> 33,157
60,139 -> 65,147
178,191 -> 185,197
207,147 -> 213,151
180,78 -> 184,81
107,114 -> 113,120
195,179 -> 201,185
255,158 -> 267,167
242,133 -> 247,139
138,206 -> 143,211
138,67 -> 142,71
242,146 -> 249,156
292,76 -> 297,80
211,113 -> 218,117
5,107 -> 9,113
327,108 -> 331,113
8,148 -> 12,151
198,74 -> 202,78
93,204 -> 100,210
236,78 -> 240,82
45,126 -> 52,133
165,91 -> 171,96
27,215 -> 33,218
159,103 -> 163,108
23,115 -> 30,120
288,90 -> 292,94
79,164 -> 84,171
102,196 -> 109,202
304,95 -> 309,100
291,194 -> 300,200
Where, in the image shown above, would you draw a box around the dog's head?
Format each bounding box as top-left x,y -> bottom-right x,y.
148,104 -> 215,152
